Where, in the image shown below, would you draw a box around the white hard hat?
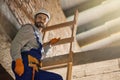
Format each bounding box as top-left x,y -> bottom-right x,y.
35,9 -> 50,21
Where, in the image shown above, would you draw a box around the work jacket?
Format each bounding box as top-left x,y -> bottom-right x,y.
10,24 -> 50,61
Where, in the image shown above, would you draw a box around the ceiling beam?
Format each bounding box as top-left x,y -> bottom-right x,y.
42,46 -> 120,70
76,17 -> 120,47
64,0 -> 105,17
67,0 -> 120,33
0,2 -> 19,41
77,9 -> 120,34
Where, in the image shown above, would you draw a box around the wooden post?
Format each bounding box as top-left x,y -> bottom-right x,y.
66,10 -> 79,80
66,51 -> 73,80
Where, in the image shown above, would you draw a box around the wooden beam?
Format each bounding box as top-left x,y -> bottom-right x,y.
0,10 -> 18,41
41,63 -> 68,70
64,0 -> 105,17
66,62 -> 73,80
14,0 -> 34,24
42,21 -> 75,32
66,10 -> 79,80
42,46 -> 120,69
54,37 -> 74,46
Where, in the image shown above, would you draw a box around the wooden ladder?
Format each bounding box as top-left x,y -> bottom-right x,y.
42,10 -> 79,80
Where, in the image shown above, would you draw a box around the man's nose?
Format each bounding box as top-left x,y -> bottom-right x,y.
40,19 -> 45,23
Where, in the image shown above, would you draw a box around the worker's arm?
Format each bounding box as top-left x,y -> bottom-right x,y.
42,41 -> 51,52
10,24 -> 33,61
43,38 -> 60,53
10,24 -> 33,76
41,43 -> 51,59
41,38 -> 60,58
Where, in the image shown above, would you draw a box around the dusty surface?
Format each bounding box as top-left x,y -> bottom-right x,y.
0,34 -> 15,78
0,0 -> 120,80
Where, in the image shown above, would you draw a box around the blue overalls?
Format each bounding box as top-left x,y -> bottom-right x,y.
12,27 -> 63,80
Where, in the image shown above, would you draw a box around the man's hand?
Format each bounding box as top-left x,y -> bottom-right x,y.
49,38 -> 60,45
14,58 -> 24,76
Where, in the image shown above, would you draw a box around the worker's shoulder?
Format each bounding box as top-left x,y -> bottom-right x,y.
19,23 -> 34,32
22,23 -> 33,28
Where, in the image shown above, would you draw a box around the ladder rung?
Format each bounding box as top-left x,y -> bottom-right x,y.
54,37 -> 74,46
42,21 -> 75,32
43,37 -> 74,46
41,63 -> 68,70
42,61 -> 73,70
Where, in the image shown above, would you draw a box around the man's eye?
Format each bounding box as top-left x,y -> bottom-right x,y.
38,16 -> 42,19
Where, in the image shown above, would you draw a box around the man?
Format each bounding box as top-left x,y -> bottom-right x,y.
10,9 -> 63,80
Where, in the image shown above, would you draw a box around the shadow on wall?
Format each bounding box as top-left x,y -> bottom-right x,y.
0,64 -> 14,80
0,6 -> 18,41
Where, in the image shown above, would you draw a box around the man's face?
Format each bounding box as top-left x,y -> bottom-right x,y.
34,13 -> 48,29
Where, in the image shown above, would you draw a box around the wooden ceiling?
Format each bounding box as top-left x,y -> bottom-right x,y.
5,0 -> 43,25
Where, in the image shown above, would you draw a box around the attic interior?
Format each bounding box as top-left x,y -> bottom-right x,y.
0,0 -> 120,80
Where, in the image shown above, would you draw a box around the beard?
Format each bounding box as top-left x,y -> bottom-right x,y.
34,22 -> 46,29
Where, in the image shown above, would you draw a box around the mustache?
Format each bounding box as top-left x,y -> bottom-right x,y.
35,22 -> 45,28
37,22 -> 44,26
